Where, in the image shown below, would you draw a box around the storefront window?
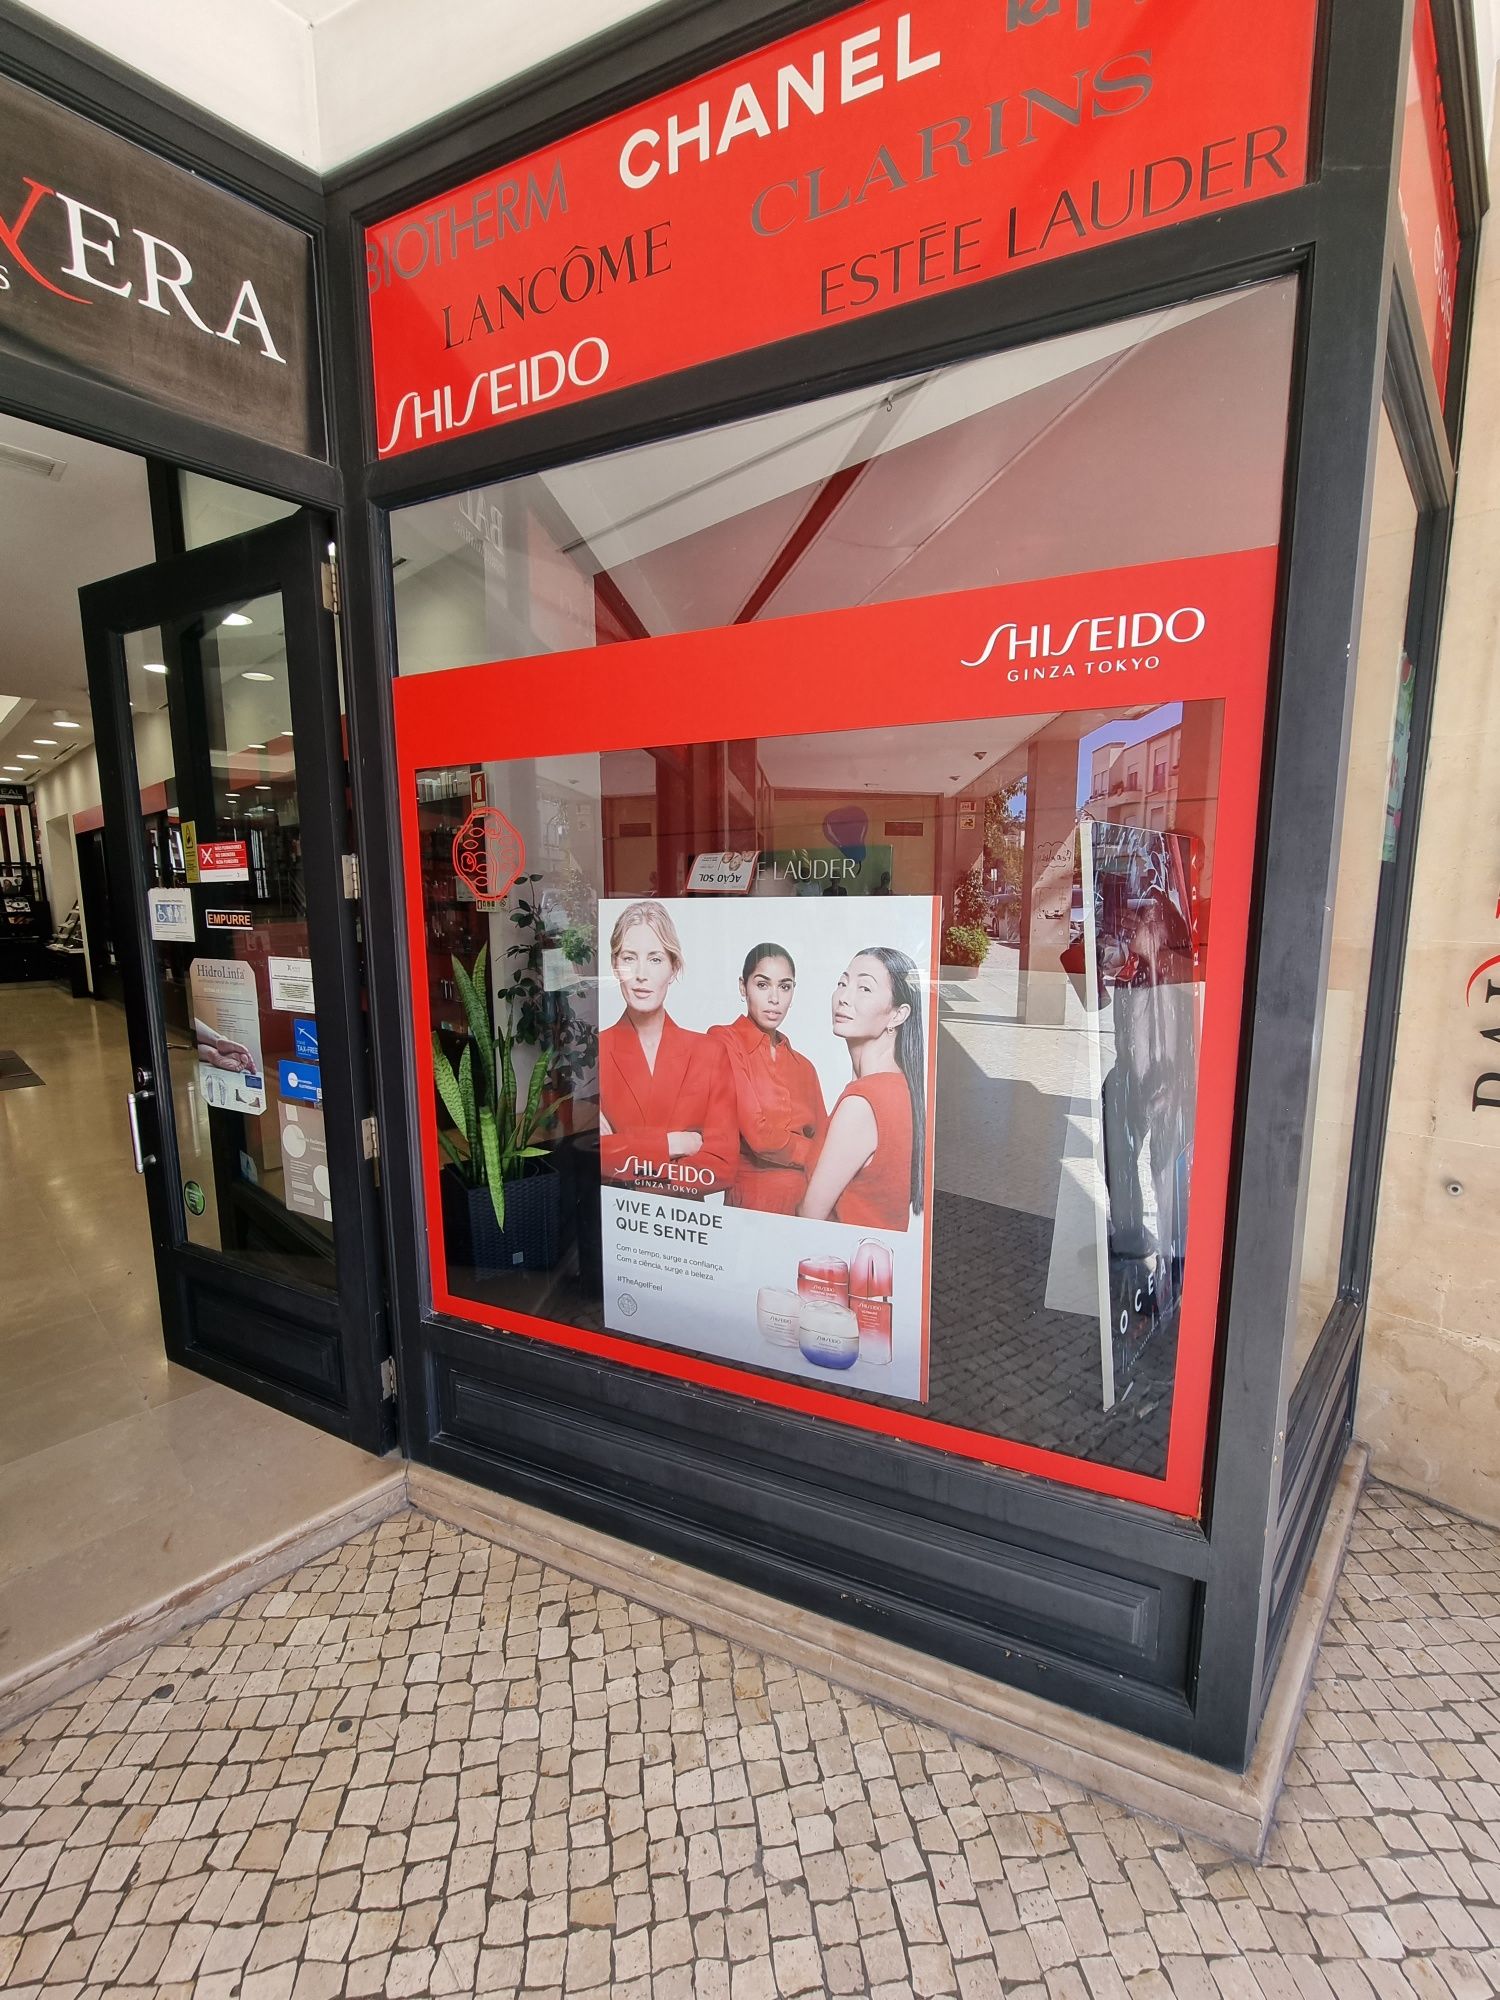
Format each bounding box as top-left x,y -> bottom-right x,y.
390,281 -> 1298,1505
1291,412 -> 1420,1379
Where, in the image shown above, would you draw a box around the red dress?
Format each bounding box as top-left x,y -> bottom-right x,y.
825,1070 -> 914,1232
599,1014 -> 738,1197
708,1013 -> 828,1215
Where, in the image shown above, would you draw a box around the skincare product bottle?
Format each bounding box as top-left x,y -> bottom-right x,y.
797,1253 -> 849,1307
849,1239 -> 894,1364
797,1298 -> 861,1370
756,1286 -> 802,1348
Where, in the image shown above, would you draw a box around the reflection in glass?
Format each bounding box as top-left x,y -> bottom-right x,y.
1291,413 -> 1420,1378
132,596 -> 336,1285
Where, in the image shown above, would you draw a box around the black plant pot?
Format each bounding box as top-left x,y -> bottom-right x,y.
443,1164 -> 561,1275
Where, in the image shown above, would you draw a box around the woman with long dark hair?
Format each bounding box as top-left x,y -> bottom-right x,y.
708,942 -> 828,1214
800,945 -> 925,1233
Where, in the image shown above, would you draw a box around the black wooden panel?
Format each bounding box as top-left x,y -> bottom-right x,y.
425,1343 -> 1200,1737
184,1280 -> 346,1404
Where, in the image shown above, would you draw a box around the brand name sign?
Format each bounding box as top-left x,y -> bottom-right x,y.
0,75 -> 321,457
365,0 -> 1317,458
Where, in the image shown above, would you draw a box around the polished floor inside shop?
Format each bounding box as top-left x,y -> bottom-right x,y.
0,981 -> 393,1710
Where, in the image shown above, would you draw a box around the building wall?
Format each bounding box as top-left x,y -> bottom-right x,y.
1356,125 -> 1500,1522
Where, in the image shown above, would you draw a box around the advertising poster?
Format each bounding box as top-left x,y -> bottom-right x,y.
189,956 -> 266,1113
597,895 -> 937,1401
279,1101 -> 332,1219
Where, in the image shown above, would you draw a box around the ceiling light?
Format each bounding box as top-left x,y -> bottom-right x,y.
33,738 -> 57,746
225,792 -> 239,799
242,670 -> 274,683
54,716 -> 81,730
247,742 -> 267,750
2,765 -> 21,773
17,753 -> 38,761
255,784 -> 272,791
143,661 -> 167,675
222,612 -> 252,627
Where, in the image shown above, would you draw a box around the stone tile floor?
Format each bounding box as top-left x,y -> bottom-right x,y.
1,1480 -> 1498,1999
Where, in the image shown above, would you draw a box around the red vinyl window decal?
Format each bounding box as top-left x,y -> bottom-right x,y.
396,549 -> 1280,1518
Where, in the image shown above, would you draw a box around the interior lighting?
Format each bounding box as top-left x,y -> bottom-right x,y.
247,742 -> 267,750
255,784 -> 273,791
222,612 -> 252,627
17,752 -> 38,761
53,716 -> 81,729
143,662 -> 167,675
242,670 -> 274,683
2,765 -> 21,773
33,738 -> 57,746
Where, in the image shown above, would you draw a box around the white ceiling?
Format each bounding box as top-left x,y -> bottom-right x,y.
0,414 -> 154,779
18,0 -> 660,169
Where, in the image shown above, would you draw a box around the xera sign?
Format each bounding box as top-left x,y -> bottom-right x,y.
367,0 -> 1317,458
0,75 -> 321,458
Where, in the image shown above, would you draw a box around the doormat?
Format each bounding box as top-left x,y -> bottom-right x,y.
0,1050 -> 43,1090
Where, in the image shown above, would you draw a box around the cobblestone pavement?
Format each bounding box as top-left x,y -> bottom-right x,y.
2,1479 -> 1498,1999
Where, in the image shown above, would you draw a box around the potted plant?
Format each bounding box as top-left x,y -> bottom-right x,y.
432,944 -> 561,1273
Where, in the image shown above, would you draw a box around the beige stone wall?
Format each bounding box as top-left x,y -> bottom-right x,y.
1356,182 -> 1500,1521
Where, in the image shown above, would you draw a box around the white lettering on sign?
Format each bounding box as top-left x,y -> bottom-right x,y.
617,12 -> 941,189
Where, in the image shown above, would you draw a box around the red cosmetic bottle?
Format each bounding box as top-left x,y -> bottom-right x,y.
796,1254 -> 849,1307
849,1239 -> 893,1364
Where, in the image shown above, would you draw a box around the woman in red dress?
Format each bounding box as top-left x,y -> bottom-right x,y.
800,945 -> 926,1234
708,943 -> 828,1215
598,901 -> 737,1197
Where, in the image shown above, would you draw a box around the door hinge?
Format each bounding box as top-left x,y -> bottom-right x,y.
380,1356 -> 397,1401
321,552 -> 340,616
361,1113 -> 379,1162
341,852 -> 361,899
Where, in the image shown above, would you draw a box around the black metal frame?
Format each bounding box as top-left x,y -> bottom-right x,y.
77,515 -> 393,1452
0,0 -> 1486,1769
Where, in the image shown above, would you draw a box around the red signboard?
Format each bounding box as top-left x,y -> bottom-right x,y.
1399,0 -> 1460,402
394,545 -> 1280,1517
367,0 -> 1318,458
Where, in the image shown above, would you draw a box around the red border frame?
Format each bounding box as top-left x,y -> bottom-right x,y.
394,548 -> 1278,1516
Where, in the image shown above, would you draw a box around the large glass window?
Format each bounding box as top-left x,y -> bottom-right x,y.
1291,412 -> 1421,1377
390,281 -> 1297,1505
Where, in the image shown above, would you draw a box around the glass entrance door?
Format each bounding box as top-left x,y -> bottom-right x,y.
79,513 -> 392,1451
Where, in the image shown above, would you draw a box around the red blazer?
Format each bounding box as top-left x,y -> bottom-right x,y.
708,1014 -> 828,1215
599,1013 -> 739,1197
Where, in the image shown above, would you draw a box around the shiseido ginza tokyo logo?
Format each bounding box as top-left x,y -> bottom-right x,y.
961,604 -> 1208,681
0,175 -> 287,361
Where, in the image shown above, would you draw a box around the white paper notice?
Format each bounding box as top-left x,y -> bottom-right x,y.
268,955 -> 316,1013
189,956 -> 267,1114
148,886 -> 194,943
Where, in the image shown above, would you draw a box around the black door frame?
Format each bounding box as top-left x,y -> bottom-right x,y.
78,513 -> 393,1453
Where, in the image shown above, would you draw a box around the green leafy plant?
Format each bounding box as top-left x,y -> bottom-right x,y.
943,922 -> 990,968
431,945 -> 552,1231
494,874 -> 598,1101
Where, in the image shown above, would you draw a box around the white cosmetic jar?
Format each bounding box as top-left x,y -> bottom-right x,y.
756,1286 -> 802,1348
797,1298 -> 861,1370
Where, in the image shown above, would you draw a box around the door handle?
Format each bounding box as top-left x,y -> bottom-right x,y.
126,1091 -> 157,1173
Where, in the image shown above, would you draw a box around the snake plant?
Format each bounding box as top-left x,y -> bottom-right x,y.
431,945 -> 553,1230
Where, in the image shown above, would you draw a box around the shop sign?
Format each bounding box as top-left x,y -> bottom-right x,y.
598,893 -> 936,1400
0,75 -> 321,456
189,956 -> 266,1113
197,840 -> 250,883
205,908 -> 254,931
279,1057 -> 323,1105
686,850 -> 759,893
366,0 -> 1318,458
148,886 -> 194,942
268,954 -> 316,1011
1398,0 -> 1460,401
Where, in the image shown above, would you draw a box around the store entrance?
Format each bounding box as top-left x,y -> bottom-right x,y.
79,515 -> 392,1452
